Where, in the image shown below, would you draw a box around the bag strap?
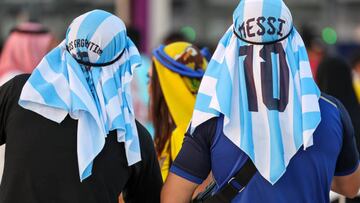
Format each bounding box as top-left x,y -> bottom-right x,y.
203,157 -> 257,203
192,115 -> 257,203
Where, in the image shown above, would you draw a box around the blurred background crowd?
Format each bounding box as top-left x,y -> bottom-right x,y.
0,0 -> 359,202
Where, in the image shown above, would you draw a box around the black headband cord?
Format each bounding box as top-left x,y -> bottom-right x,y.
67,47 -> 126,67
233,26 -> 293,45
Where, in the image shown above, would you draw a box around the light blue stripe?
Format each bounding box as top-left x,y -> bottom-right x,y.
216,63 -> 233,117
125,91 -> 134,112
113,67 -> 122,88
219,29 -> 234,47
122,92 -> 130,110
271,53 -> 280,99
285,36 -> 303,149
96,30 -> 126,63
195,93 -> 219,115
267,110 -> 285,183
297,45 -> 321,98
238,55 -> 254,160
121,39 -> 142,73
129,135 -> 140,151
293,89 -> 303,149
81,162 -> 93,181
76,10 -> 112,40
297,47 -> 309,62
125,123 -> 133,141
102,78 -> 118,105
301,78 -> 318,95
129,54 -> 142,67
91,68 -> 101,89
127,37 -> 137,48
285,34 -> 299,77
45,48 -> 66,75
76,10 -> 112,53
29,69 -> 69,109
303,112 -> 321,130
70,91 -> 88,112
204,60 -> 222,78
110,113 -> 125,130
262,0 -> 283,42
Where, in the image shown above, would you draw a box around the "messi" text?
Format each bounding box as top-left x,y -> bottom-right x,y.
237,16 -> 286,39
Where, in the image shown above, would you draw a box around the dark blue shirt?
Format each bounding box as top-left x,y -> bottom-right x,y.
171,94 -> 359,203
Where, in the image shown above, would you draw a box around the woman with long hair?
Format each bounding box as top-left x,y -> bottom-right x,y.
149,42 -> 208,181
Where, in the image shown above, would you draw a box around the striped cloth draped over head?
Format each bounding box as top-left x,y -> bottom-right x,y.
19,10 -> 142,181
190,0 -> 321,184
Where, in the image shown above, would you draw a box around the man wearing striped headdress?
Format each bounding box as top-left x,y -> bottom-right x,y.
162,1 -> 360,203
0,10 -> 162,203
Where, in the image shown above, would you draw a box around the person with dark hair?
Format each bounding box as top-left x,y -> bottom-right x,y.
163,32 -> 188,45
301,24 -> 325,80
0,10 -> 162,203
149,42 -> 208,181
317,57 -> 360,152
162,1 -> 360,202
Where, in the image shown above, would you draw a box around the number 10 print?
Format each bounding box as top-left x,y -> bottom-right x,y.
239,42 -> 289,112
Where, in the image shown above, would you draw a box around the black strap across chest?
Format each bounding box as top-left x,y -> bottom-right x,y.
203,158 -> 257,203
192,116 -> 258,203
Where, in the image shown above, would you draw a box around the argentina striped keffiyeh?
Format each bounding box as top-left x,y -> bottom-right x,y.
18,10 -> 142,181
190,0 -> 321,184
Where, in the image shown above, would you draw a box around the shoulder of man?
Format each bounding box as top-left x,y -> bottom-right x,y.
320,93 -> 340,109
2,74 -> 30,93
320,93 -> 355,139
0,74 -> 30,104
320,93 -> 351,120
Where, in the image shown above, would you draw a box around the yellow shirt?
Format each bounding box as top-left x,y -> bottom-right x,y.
353,73 -> 360,103
158,125 -> 187,181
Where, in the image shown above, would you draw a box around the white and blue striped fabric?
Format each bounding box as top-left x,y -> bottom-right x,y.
19,10 -> 142,181
190,0 -> 321,185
